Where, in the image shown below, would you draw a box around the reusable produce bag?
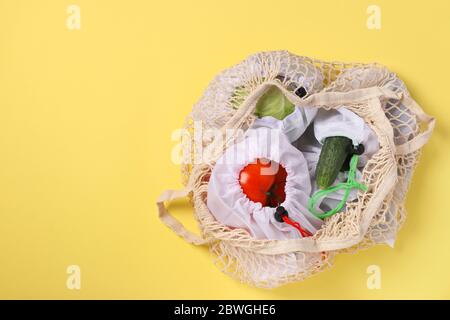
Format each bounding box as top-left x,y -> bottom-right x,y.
314,107 -> 379,160
207,127 -> 323,240
251,106 -> 318,143
157,51 -> 435,288
294,107 -> 380,215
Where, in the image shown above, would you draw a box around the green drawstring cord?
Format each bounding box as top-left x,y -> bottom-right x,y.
308,154 -> 368,220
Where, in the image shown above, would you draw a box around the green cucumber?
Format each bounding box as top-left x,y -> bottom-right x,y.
315,136 -> 353,189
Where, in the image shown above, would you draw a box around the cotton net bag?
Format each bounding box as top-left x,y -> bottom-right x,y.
156,51 -> 435,288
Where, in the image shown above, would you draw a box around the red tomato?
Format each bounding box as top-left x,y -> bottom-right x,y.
268,164 -> 287,207
239,159 -> 287,207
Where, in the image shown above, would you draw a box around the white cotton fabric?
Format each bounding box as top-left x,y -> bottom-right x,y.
251,106 -> 318,143
207,127 -> 323,240
315,108 -> 369,145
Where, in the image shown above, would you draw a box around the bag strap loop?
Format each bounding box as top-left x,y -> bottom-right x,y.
296,86 -> 400,107
308,154 -> 368,219
156,188 -> 209,246
394,96 -> 435,155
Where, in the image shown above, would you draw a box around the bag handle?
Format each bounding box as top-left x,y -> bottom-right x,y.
395,96 -> 435,155
290,86 -> 399,108
156,188 -> 209,246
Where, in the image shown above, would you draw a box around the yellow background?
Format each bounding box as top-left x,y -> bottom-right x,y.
0,0 -> 449,299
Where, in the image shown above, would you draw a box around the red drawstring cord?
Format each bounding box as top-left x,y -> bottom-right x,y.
275,206 -> 312,238
282,215 -> 312,237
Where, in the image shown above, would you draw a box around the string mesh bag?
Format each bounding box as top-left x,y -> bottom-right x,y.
157,51 -> 435,288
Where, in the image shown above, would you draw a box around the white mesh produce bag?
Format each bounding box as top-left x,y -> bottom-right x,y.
251,106 -> 317,143
298,107 -> 380,213
207,127 -> 323,240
